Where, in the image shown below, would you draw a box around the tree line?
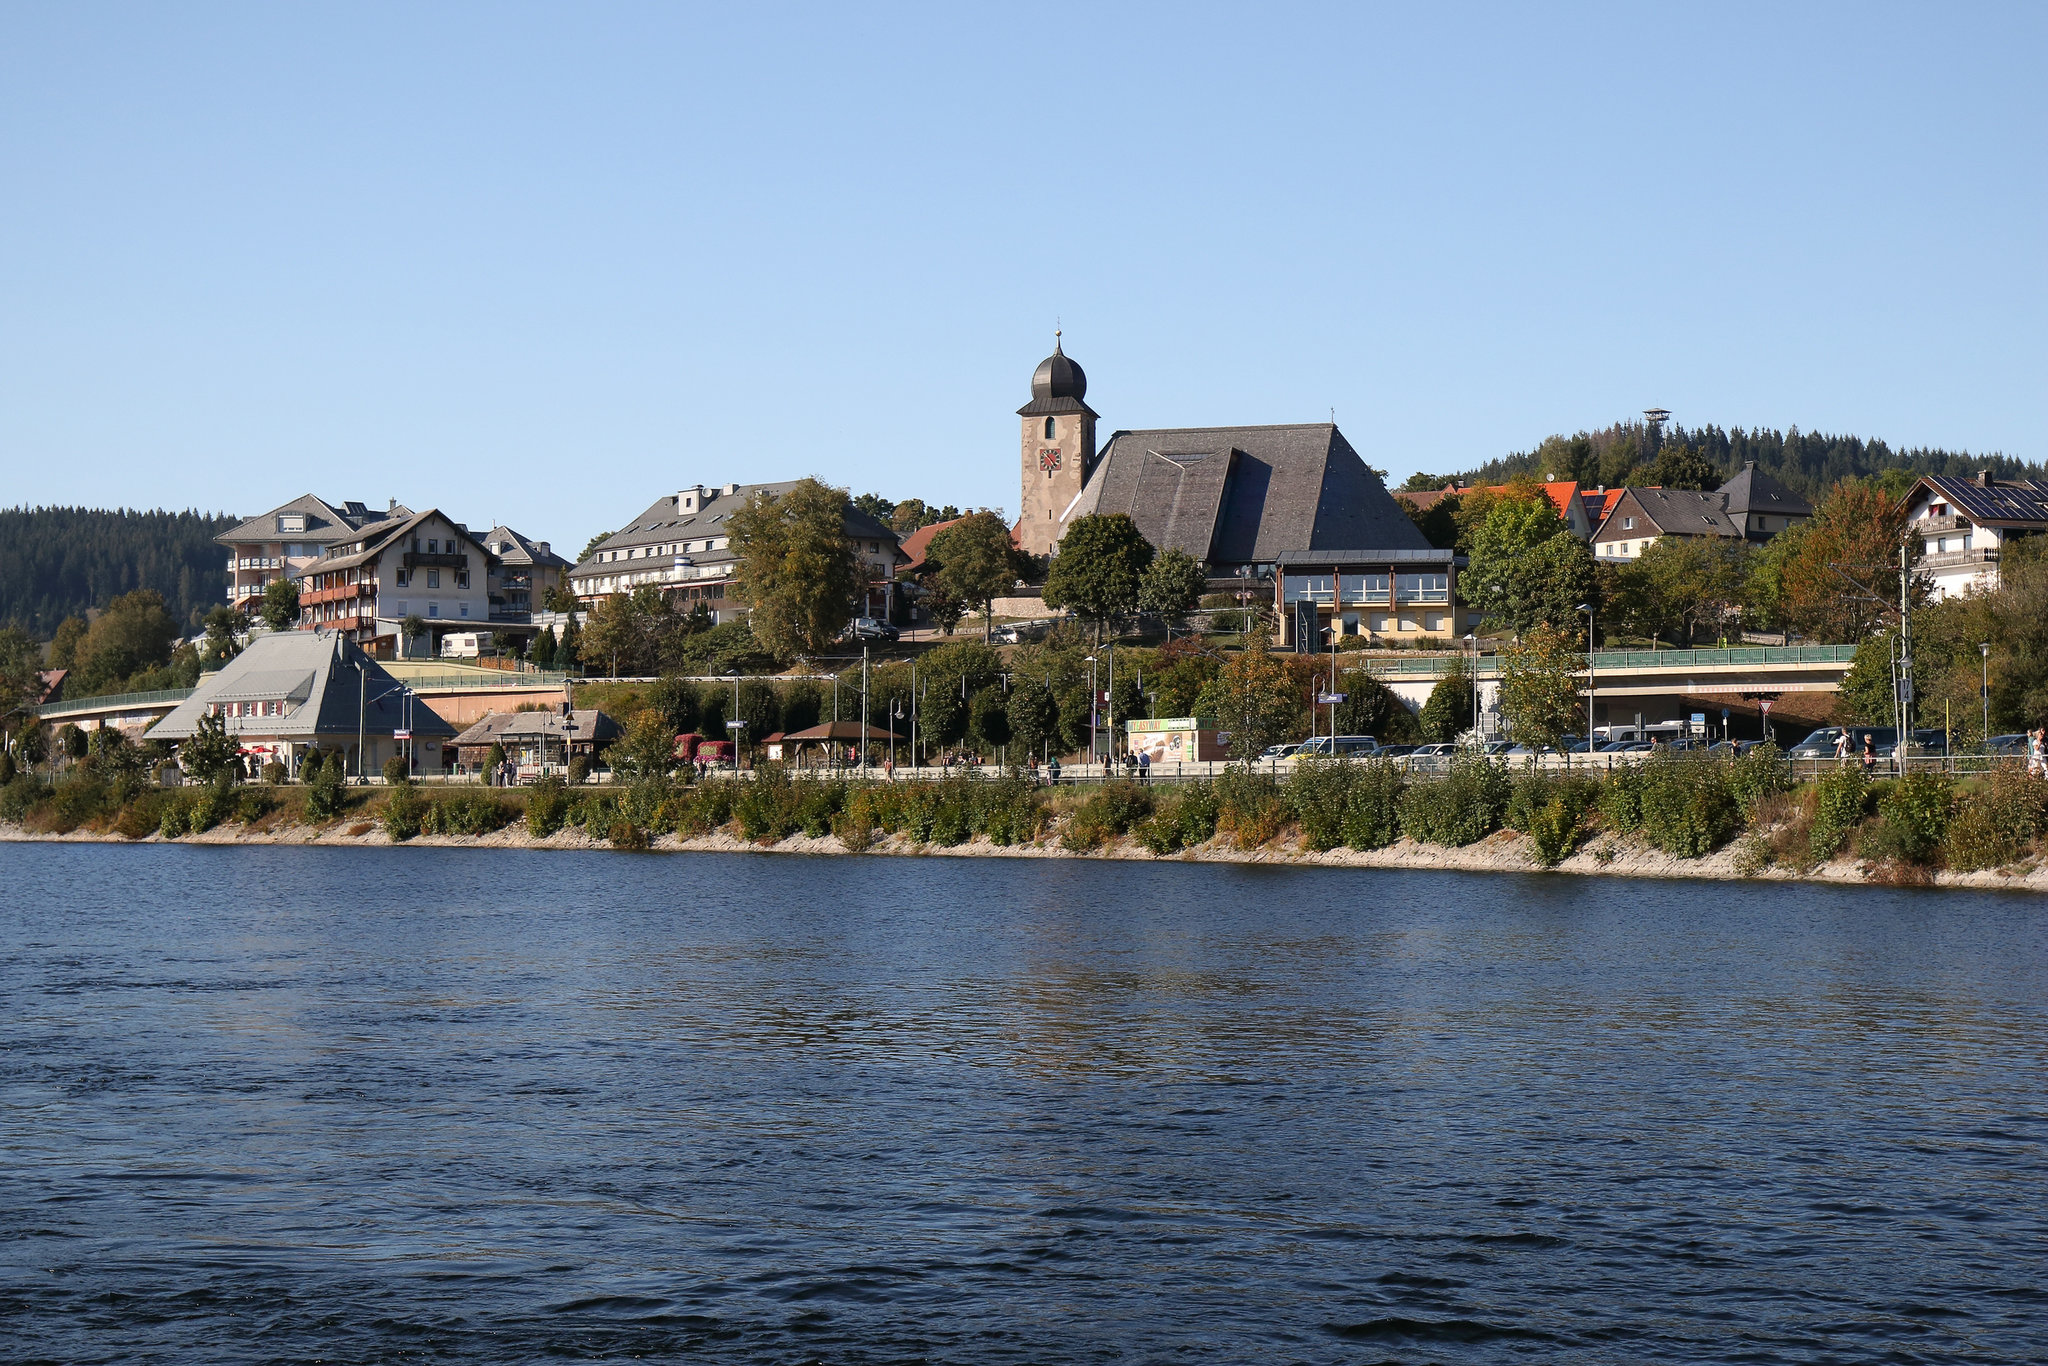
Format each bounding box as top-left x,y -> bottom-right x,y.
1423,419 -> 2041,500
0,506 -> 235,637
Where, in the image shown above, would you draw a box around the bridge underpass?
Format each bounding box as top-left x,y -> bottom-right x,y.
1357,645 -> 1855,742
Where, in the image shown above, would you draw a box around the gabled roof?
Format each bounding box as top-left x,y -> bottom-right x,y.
216,495 -> 412,547
1595,487 -> 1743,540
899,516 -> 966,574
451,709 -> 617,746
482,525 -> 570,569
574,481 -> 902,574
311,508 -> 485,574
1398,480 -> 1584,524
1718,462 -> 1812,518
148,630 -> 456,741
1913,473 -> 2048,528
1071,423 -> 1429,564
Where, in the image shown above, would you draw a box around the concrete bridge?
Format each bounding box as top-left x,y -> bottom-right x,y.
1356,644 -> 1857,734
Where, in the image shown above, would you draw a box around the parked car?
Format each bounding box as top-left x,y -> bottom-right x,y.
1402,741 -> 1459,772
1707,739 -> 1763,756
1284,735 -> 1381,764
846,617 -> 899,642
1376,744 -> 1419,759
1257,743 -> 1300,763
1987,733 -> 2030,757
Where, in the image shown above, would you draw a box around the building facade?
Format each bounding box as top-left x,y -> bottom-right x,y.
295,508 -> 495,656
481,526 -> 571,620
216,496 -> 413,616
1903,472 -> 2048,601
1591,465 -> 1812,561
148,629 -> 457,776
570,481 -> 906,622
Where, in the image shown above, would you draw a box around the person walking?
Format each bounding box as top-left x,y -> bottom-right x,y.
1137,749 -> 1151,783
1861,733 -> 1877,777
2029,727 -> 2046,779
1834,728 -> 1852,766
1047,755 -> 1062,786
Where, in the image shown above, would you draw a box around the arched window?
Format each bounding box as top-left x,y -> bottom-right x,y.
1044,417 -> 1056,439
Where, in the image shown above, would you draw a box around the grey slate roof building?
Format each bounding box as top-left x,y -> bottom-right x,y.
150,629 -> 455,772
1717,461 -> 1814,532
570,480 -> 907,621
1066,423 -> 1431,569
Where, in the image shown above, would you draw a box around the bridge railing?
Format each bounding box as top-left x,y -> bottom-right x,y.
1359,644 -> 1857,678
37,687 -> 195,719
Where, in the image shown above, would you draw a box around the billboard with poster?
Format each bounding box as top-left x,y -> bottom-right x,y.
1125,717 -> 1227,765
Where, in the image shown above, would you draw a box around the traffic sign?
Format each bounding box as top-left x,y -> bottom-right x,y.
393,729 -> 411,739
1317,692 -> 1346,704
725,720 -> 748,729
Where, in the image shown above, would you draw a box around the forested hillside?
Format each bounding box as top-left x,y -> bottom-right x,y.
0,507 -> 235,638
1436,421 -> 2041,498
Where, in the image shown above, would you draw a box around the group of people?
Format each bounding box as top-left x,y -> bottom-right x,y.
1831,725 -> 2048,776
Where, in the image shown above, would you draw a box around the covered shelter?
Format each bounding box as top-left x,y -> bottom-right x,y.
776,719 -> 908,768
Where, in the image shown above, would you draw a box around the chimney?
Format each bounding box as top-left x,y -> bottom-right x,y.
1744,460 -> 1755,470
1978,469 -> 1993,486
678,485 -> 703,514
724,481 -> 741,496
389,498 -> 397,511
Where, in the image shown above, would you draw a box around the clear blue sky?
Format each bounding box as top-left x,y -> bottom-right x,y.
3,3 -> 2042,555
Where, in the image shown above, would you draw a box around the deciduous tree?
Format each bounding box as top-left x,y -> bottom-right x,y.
729,477 -> 861,660
927,511 -> 1025,642
1138,548 -> 1207,627
1497,625 -> 1585,750
259,577 -> 301,632
1042,514 -> 1153,637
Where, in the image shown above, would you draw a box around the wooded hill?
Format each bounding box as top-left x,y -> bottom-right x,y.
0,506 -> 236,638
1441,421 -> 2041,499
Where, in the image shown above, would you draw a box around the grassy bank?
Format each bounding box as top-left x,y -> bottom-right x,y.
8,749 -> 2048,885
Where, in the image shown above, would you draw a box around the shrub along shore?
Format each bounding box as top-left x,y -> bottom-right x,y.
7,747 -> 2048,889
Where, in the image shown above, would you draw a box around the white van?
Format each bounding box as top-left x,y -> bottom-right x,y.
439,631 -> 497,659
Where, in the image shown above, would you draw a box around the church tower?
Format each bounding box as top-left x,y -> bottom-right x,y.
1016,334 -> 1098,558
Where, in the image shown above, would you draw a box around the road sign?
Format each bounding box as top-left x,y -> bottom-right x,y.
393,729 -> 411,739
725,720 -> 747,730
1317,692 -> 1346,705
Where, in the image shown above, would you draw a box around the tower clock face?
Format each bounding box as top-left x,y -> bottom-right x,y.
1039,448 -> 1062,475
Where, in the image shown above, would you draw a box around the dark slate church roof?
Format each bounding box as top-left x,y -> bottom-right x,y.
1717,461 -> 1812,518
1070,423 -> 1430,565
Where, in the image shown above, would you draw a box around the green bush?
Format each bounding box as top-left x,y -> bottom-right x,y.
1135,781 -> 1218,854
383,755 -> 411,785
1286,759 -> 1354,852
158,793 -> 190,838
527,776 -> 569,837
1062,780 -> 1154,851
0,774 -> 48,824
1636,757 -> 1739,859
418,789 -> 517,837
1861,771 -> 1954,866
1727,743 -> 1791,811
1399,754 -> 1510,847
1599,761 -> 1648,835
795,775 -> 847,837
979,773 -> 1045,846
1339,759 -> 1405,851
607,817 -> 649,850
1217,767 -> 1289,848
734,765 -> 800,842
1808,768 -> 1870,863
833,786 -> 882,851
260,761 -> 288,785
306,754 -> 347,821
1944,765 -> 2047,871
1508,770 -> 1601,866
382,783 -> 425,840
567,756 -> 591,785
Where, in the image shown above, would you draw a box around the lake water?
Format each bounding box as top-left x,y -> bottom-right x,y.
1,844 -> 2044,1363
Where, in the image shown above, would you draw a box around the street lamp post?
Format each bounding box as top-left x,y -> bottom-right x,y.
1462,632 -> 1477,741
1980,642 -> 1991,750
1085,654 -> 1098,777
1578,603 -> 1595,755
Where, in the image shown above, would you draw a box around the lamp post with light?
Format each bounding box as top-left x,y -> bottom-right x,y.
1981,642 -> 1991,750
1578,603 -> 1595,755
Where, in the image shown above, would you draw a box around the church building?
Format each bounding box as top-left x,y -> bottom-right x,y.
1014,338 -> 1466,647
